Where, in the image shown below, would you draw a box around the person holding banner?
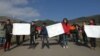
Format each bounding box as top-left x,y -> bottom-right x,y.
30,21 -> 36,47
89,19 -> 96,50
82,21 -> 88,46
40,22 -> 50,49
62,18 -> 70,48
70,24 -> 76,42
3,19 -> 13,51
72,24 -> 80,45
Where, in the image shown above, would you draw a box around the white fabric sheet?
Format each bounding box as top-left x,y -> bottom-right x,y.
13,23 -> 30,35
46,23 -> 64,38
84,25 -> 100,38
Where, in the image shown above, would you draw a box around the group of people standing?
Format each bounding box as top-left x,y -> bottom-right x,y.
59,18 -> 96,50
3,19 -> 49,51
2,18 -> 97,51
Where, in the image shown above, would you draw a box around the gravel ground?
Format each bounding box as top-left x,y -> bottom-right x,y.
0,38 -> 100,56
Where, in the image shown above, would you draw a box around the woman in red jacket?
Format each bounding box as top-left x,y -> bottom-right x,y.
62,18 -> 71,48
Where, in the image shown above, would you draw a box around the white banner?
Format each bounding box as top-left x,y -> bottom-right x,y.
84,25 -> 100,38
46,23 -> 64,38
12,23 -> 31,35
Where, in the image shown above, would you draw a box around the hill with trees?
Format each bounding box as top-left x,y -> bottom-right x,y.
70,15 -> 100,25
0,14 -> 100,26
0,16 -> 56,26
0,16 -> 26,23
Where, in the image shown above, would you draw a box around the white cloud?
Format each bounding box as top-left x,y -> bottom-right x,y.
0,0 -> 40,21
11,0 -> 28,5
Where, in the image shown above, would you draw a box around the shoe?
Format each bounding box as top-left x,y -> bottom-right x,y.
4,49 -> 6,52
63,46 -> 65,48
66,46 -> 68,48
91,47 -> 95,50
7,48 -> 11,51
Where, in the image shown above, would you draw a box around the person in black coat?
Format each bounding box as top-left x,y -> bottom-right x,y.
3,19 -> 13,51
30,21 -> 36,46
72,24 -> 80,45
89,19 -> 96,50
40,22 -> 50,49
81,21 -> 88,46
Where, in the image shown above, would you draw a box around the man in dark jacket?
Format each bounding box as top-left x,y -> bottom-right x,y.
40,22 -> 50,49
82,21 -> 88,46
3,19 -> 13,51
89,19 -> 96,50
30,21 -> 36,47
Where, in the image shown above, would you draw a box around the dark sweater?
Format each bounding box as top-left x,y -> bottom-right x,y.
4,24 -> 13,34
30,24 -> 36,34
40,26 -> 48,36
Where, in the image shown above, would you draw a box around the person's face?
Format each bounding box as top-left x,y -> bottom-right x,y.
32,22 -> 34,25
90,20 -> 94,24
76,25 -> 78,29
6,21 -> 9,24
64,20 -> 67,23
82,22 -> 86,25
43,25 -> 45,26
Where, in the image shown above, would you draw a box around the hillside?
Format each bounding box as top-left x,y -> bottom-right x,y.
70,15 -> 100,25
33,19 -> 57,26
0,16 -> 26,23
1,15 -> 100,26
0,16 -> 56,26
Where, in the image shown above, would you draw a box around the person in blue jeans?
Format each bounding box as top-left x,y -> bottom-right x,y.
40,22 -> 50,49
62,34 -> 68,48
0,37 -> 5,47
62,18 -> 71,48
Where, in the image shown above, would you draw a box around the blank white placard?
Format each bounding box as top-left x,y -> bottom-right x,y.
46,23 -> 64,38
13,23 -> 30,35
84,25 -> 100,38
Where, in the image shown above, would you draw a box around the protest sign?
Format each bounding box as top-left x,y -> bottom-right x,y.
84,25 -> 100,38
13,23 -> 30,35
46,23 -> 64,38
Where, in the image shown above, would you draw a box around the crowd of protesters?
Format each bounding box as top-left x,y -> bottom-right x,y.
0,18 -> 97,51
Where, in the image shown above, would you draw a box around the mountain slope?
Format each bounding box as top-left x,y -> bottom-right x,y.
70,15 -> 100,25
